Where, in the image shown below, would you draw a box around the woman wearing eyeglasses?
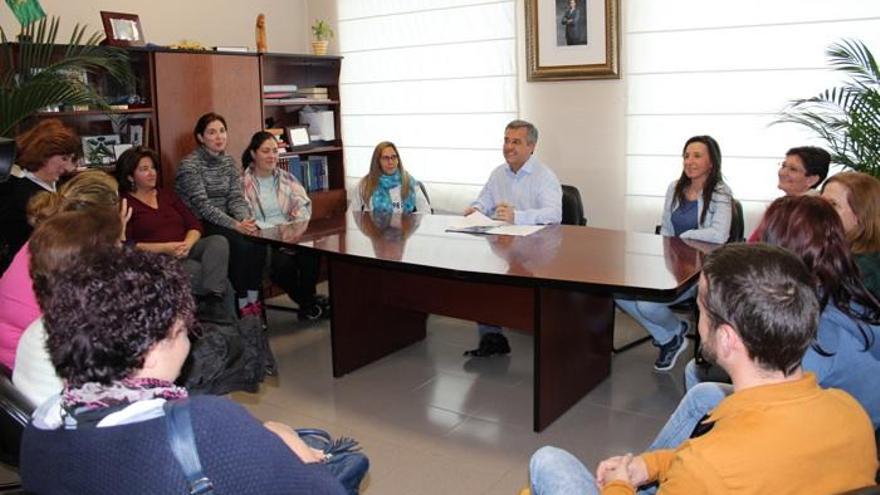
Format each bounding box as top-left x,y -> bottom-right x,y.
746,146 -> 831,242
350,141 -> 431,214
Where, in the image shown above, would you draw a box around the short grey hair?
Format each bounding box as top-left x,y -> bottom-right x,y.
506,119 -> 538,145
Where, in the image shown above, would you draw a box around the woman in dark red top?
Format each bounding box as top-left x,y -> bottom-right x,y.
116,147 -> 230,300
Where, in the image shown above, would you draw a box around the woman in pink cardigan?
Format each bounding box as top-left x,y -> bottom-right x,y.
0,170 -> 122,369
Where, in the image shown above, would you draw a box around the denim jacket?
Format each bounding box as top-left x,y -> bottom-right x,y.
659,179 -> 732,244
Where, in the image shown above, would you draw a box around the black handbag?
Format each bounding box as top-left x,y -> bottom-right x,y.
296,428 -> 369,495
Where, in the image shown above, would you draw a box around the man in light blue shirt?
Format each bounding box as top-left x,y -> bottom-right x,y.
464,119 -> 562,357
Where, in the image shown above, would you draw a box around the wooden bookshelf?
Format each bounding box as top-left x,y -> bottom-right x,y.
21,48 -> 347,217
260,53 -> 345,218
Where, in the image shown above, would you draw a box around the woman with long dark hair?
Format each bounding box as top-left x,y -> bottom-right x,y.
241,131 -> 327,320
617,135 -> 733,371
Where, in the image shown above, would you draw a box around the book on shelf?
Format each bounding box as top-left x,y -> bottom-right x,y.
306,155 -> 330,192
263,91 -> 296,99
278,154 -> 329,193
264,98 -> 313,104
295,87 -> 329,97
263,84 -> 298,93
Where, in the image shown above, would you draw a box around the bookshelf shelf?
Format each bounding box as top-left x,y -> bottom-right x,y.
261,53 -> 345,218
35,107 -> 155,118
263,99 -> 339,107
281,145 -> 342,155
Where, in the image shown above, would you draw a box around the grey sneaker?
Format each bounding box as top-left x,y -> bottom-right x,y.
654,323 -> 689,371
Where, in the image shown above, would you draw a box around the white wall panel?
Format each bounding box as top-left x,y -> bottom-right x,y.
342,113 -> 516,149
338,2 -> 514,52
628,20 -> 880,74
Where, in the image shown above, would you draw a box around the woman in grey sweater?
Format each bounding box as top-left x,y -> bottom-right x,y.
175,112 -> 266,314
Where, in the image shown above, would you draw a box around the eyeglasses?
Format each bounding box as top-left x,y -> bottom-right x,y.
380,154 -> 399,162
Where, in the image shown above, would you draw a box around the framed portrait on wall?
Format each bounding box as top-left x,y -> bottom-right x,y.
525,0 -> 620,81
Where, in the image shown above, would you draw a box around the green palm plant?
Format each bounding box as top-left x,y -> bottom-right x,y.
775,39 -> 880,177
0,17 -> 132,137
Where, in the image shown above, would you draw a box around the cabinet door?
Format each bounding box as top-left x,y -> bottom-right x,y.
154,52 -> 262,189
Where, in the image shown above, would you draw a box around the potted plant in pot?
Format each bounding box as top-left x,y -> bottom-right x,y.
311,19 -> 334,56
775,39 -> 880,177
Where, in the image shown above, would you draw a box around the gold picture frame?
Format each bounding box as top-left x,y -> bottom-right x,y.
525,0 -> 620,81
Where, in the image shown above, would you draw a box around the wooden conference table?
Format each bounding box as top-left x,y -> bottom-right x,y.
257,212 -> 707,432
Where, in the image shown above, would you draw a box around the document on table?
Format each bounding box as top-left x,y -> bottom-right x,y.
445,211 -> 546,236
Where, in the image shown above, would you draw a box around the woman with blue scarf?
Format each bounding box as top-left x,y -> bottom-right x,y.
351,141 -> 431,214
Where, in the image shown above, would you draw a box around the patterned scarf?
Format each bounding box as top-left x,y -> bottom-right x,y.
370,171 -> 416,213
61,377 -> 188,426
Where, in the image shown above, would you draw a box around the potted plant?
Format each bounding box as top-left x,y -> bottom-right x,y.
311,19 -> 334,56
0,17 -> 132,137
775,39 -> 880,177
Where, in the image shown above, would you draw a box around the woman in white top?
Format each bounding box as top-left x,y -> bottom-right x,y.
350,141 -> 431,214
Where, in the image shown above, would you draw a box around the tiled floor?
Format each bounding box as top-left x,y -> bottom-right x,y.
231,295 -> 692,495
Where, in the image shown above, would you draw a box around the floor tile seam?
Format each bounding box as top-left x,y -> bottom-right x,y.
575,397 -> 674,422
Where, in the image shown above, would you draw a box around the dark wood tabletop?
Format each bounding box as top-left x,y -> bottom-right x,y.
255,212 -> 713,299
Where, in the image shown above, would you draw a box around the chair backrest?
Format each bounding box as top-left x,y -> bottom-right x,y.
417,181 -> 434,214
654,196 -> 745,244
728,197 -> 744,243
0,365 -> 35,468
561,184 -> 586,226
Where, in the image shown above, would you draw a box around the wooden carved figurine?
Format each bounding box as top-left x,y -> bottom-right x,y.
256,14 -> 267,53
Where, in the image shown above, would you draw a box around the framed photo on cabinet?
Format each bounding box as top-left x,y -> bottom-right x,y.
100,11 -> 145,47
525,0 -> 620,81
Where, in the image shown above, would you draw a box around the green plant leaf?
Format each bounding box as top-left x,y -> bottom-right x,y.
0,16 -> 132,137
774,38 -> 880,177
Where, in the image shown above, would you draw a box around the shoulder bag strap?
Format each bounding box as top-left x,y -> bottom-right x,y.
163,399 -> 215,495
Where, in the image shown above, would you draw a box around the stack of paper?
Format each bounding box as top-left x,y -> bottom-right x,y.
446,211 -> 545,237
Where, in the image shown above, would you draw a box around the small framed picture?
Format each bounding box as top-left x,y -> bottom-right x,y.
286,125 -> 311,148
129,125 -> 144,146
113,143 -> 133,159
82,135 -> 120,165
100,11 -> 145,47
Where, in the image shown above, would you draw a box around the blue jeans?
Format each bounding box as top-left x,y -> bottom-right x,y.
530,447 -> 656,495
615,284 -> 696,345
648,380 -> 732,451
530,446 -> 599,495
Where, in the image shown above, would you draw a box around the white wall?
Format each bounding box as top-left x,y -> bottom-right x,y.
0,0 -> 310,53
516,0 -> 627,229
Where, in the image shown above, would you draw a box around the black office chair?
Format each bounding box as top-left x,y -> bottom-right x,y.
417,181 -> 434,214
728,198 -> 745,243
561,184 -> 586,226
0,364 -> 34,493
690,197 -> 745,361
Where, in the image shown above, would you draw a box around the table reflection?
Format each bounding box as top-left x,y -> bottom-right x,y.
352,212 -> 423,261
265,219 -> 311,243
486,225 -> 563,276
